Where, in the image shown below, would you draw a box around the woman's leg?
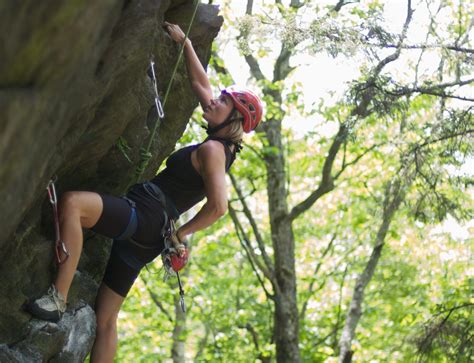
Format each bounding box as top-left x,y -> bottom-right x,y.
55,191 -> 104,301
90,283 -> 125,363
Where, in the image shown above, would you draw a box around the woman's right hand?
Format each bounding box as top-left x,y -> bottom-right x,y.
170,229 -> 188,257
164,21 -> 189,45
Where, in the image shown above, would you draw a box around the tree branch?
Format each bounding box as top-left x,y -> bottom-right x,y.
289,0 -> 414,222
381,43 -> 474,54
332,264 -> 349,351
415,303 -> 473,358
141,276 -> 174,323
338,168 -> 413,362
300,233 -> 337,320
194,321 -> 210,362
431,302 -> 474,317
377,1 -> 413,73
239,323 -> 272,363
240,0 -> 266,82
273,46 -> 295,82
334,143 -> 382,180
246,0 -> 254,15
288,123 -> 348,221
230,173 -> 275,275
210,50 -> 233,81
290,0 -> 304,8
240,322 -> 261,351
333,0 -> 360,12
275,0 -> 304,10
228,204 -> 276,299
245,54 -> 266,82
352,0 -> 413,117
313,321 -> 345,347
410,129 -> 474,153
380,77 -> 474,101
408,91 -> 474,102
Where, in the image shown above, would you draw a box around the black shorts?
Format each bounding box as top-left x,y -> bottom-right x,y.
90,185 -> 167,297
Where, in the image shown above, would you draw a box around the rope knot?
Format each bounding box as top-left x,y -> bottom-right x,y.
135,148 -> 153,177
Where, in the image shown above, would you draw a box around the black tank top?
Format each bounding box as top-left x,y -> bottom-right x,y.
150,137 -> 236,215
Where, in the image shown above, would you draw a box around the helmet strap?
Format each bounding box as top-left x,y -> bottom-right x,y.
205,108 -> 240,135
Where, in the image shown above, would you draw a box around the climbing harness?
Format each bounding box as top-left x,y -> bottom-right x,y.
141,181 -> 188,312
119,182 -> 188,312
46,178 -> 70,265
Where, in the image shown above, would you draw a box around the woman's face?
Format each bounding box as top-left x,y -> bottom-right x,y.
203,93 -> 234,127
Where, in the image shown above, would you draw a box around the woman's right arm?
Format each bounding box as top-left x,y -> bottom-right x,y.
164,22 -> 212,109
175,141 -> 228,242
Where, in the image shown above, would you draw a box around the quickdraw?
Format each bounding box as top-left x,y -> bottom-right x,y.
134,0 -> 200,181
149,60 -> 165,119
46,178 -> 70,264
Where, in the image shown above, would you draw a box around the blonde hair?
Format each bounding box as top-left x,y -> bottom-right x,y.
224,110 -> 244,143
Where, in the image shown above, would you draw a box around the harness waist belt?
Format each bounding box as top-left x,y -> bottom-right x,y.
142,182 -> 180,221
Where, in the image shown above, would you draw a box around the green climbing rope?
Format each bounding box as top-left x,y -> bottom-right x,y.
134,0 -> 200,180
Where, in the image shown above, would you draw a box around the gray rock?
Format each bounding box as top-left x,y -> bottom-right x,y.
1,304 -> 95,362
51,304 -> 97,362
0,343 -> 42,363
0,0 -> 222,360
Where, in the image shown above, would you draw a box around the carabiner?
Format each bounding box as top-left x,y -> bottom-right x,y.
176,271 -> 186,313
149,60 -> 165,119
155,97 -> 165,119
56,240 -> 70,265
46,180 -> 57,205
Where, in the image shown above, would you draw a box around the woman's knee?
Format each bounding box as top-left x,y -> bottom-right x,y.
59,192 -> 81,217
95,310 -> 118,334
59,191 -> 103,228
94,284 -> 124,334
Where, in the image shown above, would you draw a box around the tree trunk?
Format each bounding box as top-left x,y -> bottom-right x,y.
266,120 -> 301,363
338,179 -> 405,362
273,224 -> 300,362
338,244 -> 385,363
171,290 -> 187,363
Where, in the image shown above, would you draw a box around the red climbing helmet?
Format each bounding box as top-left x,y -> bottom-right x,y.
222,86 -> 263,133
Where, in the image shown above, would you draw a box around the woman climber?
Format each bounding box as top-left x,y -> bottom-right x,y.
26,22 -> 262,362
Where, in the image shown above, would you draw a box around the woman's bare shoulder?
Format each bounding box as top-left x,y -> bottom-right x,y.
196,140 -> 226,164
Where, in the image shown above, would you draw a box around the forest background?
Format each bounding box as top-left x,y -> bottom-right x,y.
115,0 -> 473,362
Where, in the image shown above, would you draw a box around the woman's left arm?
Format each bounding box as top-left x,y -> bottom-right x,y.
176,141 -> 228,241
164,22 -> 212,109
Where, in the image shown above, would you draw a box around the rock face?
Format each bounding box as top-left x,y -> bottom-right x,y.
0,0 -> 222,360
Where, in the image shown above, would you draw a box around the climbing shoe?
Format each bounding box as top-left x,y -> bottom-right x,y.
26,284 -> 66,323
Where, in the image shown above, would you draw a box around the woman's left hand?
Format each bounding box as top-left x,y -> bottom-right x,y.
164,21 -> 188,45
